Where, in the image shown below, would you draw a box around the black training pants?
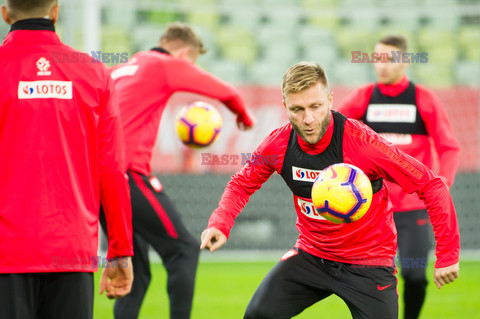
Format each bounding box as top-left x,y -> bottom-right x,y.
100,170 -> 199,319
0,272 -> 93,319
244,249 -> 398,319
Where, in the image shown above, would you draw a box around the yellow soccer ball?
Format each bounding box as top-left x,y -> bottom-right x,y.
311,163 -> 373,224
175,101 -> 223,148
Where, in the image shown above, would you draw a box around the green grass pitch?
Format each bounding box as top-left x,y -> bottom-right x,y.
94,260 -> 480,318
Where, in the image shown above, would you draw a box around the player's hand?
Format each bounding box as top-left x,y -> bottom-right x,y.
434,262 -> 459,289
237,110 -> 255,131
200,227 -> 227,252
99,256 -> 134,299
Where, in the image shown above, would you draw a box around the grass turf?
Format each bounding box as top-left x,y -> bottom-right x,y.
94,260 -> 480,318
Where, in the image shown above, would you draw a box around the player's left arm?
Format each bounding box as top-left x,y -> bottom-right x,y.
343,120 -> 460,286
417,86 -> 460,186
164,59 -> 255,130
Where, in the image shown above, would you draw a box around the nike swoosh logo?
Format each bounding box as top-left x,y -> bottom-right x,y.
377,284 -> 392,291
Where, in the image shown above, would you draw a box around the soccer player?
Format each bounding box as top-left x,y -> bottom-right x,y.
101,22 -> 255,319
200,62 -> 460,319
0,0 -> 133,318
336,35 -> 460,319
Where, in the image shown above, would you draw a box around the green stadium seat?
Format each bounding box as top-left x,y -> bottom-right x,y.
301,45 -> 338,70
345,10 -> 382,31
300,0 -> 338,9
417,28 -> 455,51
341,0 -> 376,8
260,42 -> 300,65
207,60 -> 246,85
178,0 -> 218,5
216,26 -> 258,65
414,62 -> 454,87
132,24 -> 163,52
297,25 -> 336,47
224,8 -> 263,31
455,61 -> 480,86
256,26 -> 297,45
185,11 -> 221,31
332,59 -> 373,86
336,27 -> 375,59
220,0 -> 258,7
265,8 -> 303,31
383,12 -> 422,32
459,26 -> 480,62
144,10 -> 180,26
103,1 -> 136,28
426,46 -> 459,65
248,60 -> 291,85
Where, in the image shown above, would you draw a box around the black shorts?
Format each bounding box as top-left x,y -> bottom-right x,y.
244,249 -> 398,319
393,209 -> 431,282
0,272 -> 93,319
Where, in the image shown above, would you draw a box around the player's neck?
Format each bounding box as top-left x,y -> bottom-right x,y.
377,75 -> 409,97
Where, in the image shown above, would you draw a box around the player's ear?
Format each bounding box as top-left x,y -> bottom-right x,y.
49,3 -> 60,24
177,47 -> 191,60
328,91 -> 334,110
1,5 -> 12,25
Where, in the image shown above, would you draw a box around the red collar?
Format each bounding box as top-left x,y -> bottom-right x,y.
296,112 -> 334,155
377,75 -> 409,97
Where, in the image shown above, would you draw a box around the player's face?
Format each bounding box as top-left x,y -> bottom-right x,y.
284,82 -> 333,145
374,43 -> 408,85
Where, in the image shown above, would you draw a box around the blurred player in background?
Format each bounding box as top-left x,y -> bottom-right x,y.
101,22 -> 255,319
0,0 -> 134,318
201,62 -> 459,319
336,35 -> 460,319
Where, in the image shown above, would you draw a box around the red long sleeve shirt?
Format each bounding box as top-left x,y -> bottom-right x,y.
0,20 -> 133,273
336,76 -> 460,212
110,49 -> 251,176
208,113 -> 460,268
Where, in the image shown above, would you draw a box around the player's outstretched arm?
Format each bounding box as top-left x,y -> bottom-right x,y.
434,262 -> 459,289
200,227 -> 227,252
99,256 -> 134,299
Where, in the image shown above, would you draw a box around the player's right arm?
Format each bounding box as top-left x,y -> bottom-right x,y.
164,59 -> 255,130
200,126 -> 289,251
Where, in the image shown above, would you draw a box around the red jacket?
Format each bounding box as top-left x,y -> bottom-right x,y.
0,20 -> 133,273
336,76 -> 460,212
110,48 -> 253,176
208,113 -> 460,268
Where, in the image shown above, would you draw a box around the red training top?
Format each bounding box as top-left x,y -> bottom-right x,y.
110,48 -> 253,176
207,113 -> 460,268
336,75 -> 460,212
0,19 -> 133,273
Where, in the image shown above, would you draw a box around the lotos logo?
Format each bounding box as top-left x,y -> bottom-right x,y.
292,166 -> 322,182
366,104 -> 416,123
18,81 -> 72,99
296,197 -> 326,220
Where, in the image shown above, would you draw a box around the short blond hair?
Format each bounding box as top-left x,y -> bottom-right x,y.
159,22 -> 207,55
282,62 -> 329,99
6,0 -> 57,20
